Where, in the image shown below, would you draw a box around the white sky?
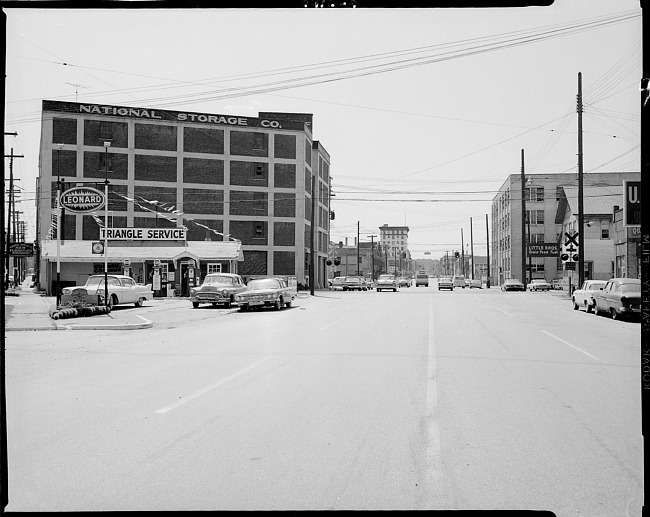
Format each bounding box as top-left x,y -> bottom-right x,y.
3,2 -> 642,259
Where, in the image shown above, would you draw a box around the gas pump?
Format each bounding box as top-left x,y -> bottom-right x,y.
152,259 -> 162,296
188,259 -> 196,289
123,259 -> 131,278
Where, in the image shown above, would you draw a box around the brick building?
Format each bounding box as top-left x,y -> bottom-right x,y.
36,100 -> 331,294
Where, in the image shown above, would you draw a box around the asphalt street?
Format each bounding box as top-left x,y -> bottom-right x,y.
4,284 -> 642,513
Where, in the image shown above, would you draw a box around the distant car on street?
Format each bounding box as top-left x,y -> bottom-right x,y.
376,274 -> 398,292
501,279 -> 525,292
552,279 -> 567,290
343,276 -> 369,291
527,279 -> 552,291
593,278 -> 641,320
397,277 -> 411,288
329,277 -> 346,290
572,280 -> 607,313
437,277 -> 454,291
468,279 -> 482,289
415,272 -> 429,287
453,275 -> 466,288
190,273 -> 246,308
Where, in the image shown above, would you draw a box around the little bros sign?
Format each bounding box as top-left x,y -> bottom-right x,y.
60,186 -> 105,213
100,227 -> 187,241
527,243 -> 560,257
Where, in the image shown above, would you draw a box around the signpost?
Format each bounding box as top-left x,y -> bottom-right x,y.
623,180 -> 640,227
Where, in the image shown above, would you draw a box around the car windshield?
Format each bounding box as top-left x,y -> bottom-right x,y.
203,275 -> 235,285
378,275 -> 394,280
333,277 -> 345,284
617,283 -> 640,293
440,278 -> 451,282
85,276 -> 120,287
247,278 -> 281,290
347,277 -> 362,282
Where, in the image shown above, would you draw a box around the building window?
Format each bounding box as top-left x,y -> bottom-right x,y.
99,152 -> 113,173
601,220 -> 610,239
207,263 -> 222,274
526,210 -> 544,225
526,186 -> 544,202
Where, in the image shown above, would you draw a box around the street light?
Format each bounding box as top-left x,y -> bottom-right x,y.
55,143 -> 64,306
103,141 -> 111,307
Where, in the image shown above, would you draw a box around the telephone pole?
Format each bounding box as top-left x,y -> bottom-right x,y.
577,72 -> 585,288
4,146 -> 25,290
520,149 -> 527,290
470,217 -> 474,280
368,234 -> 377,280
486,214 -> 491,288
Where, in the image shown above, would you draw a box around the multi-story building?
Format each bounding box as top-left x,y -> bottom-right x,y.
378,224 -> 411,275
36,100 -> 331,295
490,172 -> 640,286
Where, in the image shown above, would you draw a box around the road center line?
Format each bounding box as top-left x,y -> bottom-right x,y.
541,330 -> 607,363
425,296 -> 443,497
496,308 -> 513,317
320,317 -> 346,330
155,356 -> 273,414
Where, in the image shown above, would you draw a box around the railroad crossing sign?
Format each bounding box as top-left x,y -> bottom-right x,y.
564,231 -> 579,247
561,231 -> 579,262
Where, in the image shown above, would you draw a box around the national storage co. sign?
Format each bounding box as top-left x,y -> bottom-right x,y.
60,186 -> 105,213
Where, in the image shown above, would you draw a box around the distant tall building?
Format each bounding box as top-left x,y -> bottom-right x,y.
491,172 -> 640,285
379,224 -> 410,274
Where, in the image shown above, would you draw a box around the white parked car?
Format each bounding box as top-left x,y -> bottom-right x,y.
527,279 -> 552,291
572,280 -> 607,313
61,274 -> 154,308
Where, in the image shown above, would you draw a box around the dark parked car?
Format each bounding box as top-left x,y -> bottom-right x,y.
501,279 -> 525,291
593,278 -> 641,320
343,276 -> 368,291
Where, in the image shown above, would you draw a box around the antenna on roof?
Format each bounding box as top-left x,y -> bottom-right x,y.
65,83 -> 90,102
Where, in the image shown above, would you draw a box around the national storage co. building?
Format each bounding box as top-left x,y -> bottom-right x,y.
36,100 -> 332,295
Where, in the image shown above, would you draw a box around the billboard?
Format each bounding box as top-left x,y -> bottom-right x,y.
527,243 -> 560,257
623,180 -> 640,227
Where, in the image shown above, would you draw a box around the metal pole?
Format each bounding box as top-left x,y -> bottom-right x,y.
486,214 -> 491,288
461,228 -> 465,277
470,217 -> 474,280
310,175 -> 315,296
577,72 -> 585,287
55,144 -> 63,305
357,221 -> 360,276
104,141 -> 111,307
521,149 -> 527,289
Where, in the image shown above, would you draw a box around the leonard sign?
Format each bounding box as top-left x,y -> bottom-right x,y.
60,186 -> 105,213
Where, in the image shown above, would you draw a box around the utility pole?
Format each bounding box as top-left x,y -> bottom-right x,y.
485,214 -> 491,288
470,217 -> 474,280
461,228 -> 465,277
368,234 -> 377,280
4,147 -> 24,290
520,149 -> 527,289
577,72 -> 585,288
357,221 -> 360,276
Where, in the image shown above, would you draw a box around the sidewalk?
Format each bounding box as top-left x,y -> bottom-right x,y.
3,279 -> 153,331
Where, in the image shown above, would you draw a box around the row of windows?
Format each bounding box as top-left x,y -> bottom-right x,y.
52,150 -> 299,188
52,117 -> 299,159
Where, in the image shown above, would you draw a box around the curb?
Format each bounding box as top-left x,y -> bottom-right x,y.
54,315 -> 153,331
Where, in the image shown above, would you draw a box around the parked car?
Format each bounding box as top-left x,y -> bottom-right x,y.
235,277 -> 296,311
343,276 -> 368,291
376,274 -> 398,292
415,272 -> 429,287
453,275 -> 466,288
437,277 -> 454,291
397,277 -> 411,288
329,277 -> 346,290
552,279 -> 567,290
572,280 -> 607,313
189,273 -> 246,308
468,279 -> 482,289
61,274 -> 154,308
501,279 -> 525,291
527,279 -> 552,291
593,278 -> 641,320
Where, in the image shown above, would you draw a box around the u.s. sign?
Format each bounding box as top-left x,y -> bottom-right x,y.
60,186 -> 105,213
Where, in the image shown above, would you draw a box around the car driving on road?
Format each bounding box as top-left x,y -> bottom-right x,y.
376,274 -> 398,292
501,279 -> 525,291
343,276 -> 368,291
235,277 -> 296,311
189,273 -> 246,309
437,277 -> 453,291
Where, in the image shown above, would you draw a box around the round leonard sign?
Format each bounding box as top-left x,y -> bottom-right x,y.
60,186 -> 105,213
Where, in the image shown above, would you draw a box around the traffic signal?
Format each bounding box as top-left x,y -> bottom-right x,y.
560,253 -> 569,261
326,259 -> 332,266
455,251 -> 460,259
572,254 -> 579,262
334,258 -> 340,266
